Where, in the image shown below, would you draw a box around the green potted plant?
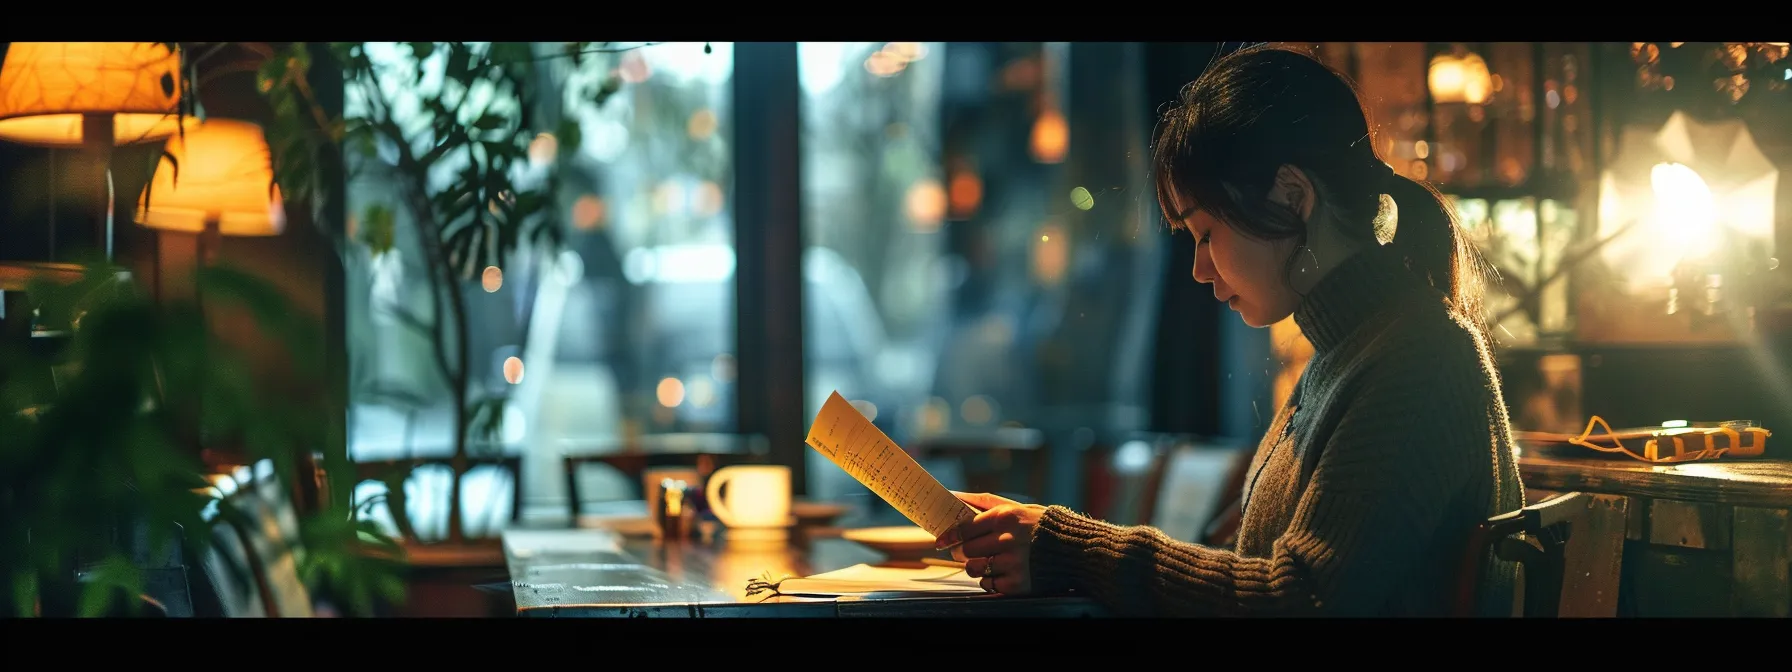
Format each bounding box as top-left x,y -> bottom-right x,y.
0,261 -> 404,616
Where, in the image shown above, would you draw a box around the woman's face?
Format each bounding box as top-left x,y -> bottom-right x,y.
1177,205 -> 1302,329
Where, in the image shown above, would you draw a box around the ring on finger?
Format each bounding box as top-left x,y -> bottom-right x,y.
983,556 -> 1001,578
967,556 -> 987,578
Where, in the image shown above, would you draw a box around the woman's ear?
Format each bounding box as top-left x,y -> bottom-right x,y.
1268,164 -> 1317,222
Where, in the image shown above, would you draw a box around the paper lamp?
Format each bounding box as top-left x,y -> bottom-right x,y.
136,118 -> 286,239
0,42 -> 194,147
1596,110 -> 1778,293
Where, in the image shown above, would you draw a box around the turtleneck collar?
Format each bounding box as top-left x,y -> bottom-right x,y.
1291,244 -> 1434,353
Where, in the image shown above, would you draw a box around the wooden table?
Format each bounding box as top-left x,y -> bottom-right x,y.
503,526 -> 1107,618
1518,451 -> 1792,617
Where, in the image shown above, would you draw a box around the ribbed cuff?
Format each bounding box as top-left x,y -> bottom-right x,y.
1029,505 -> 1121,596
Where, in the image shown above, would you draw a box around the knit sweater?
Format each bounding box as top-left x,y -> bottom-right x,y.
1030,244 -> 1524,616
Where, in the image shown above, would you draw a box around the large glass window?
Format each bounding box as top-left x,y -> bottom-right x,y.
798,42 -> 1163,512
343,42 -> 735,538
798,42 -> 949,506
537,42 -> 736,514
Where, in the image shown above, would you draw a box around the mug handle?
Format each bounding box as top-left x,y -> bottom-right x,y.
705,466 -> 737,526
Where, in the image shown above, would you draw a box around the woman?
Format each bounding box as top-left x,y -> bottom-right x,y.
935,45 -> 1525,617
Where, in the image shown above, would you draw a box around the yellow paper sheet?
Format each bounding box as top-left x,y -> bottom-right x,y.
805,391 -> 977,539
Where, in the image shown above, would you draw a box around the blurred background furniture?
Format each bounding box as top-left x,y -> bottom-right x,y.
562,432 -> 770,520
910,427 -> 1047,503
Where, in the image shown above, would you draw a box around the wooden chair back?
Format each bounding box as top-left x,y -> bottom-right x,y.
192,459 -> 315,618
911,427 -> 1048,503
1454,490 -> 1628,617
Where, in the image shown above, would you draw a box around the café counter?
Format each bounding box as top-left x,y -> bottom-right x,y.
1517,451 -> 1792,617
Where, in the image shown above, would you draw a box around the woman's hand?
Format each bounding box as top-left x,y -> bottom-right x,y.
934,492 -> 1046,596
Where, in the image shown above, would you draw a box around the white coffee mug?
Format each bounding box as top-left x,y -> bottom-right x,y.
705,465 -> 790,529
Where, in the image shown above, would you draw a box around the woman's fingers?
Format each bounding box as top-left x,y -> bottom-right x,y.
964,555 -> 991,578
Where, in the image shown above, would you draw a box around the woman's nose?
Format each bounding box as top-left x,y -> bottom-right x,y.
1192,247 -> 1216,284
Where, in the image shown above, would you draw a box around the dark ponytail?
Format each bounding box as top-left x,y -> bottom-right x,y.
1151,45 -> 1488,325
1384,173 -> 1485,323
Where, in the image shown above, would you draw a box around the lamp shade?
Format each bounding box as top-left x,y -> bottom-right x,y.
136,119 -> 285,236
1596,111 -> 1777,291
0,42 -> 195,147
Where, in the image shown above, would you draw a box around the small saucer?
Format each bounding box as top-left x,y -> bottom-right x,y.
721,517 -> 800,544
791,500 -> 851,527
841,525 -> 938,561
725,526 -> 791,543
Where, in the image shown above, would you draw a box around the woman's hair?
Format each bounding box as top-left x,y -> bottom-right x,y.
1152,44 -> 1484,322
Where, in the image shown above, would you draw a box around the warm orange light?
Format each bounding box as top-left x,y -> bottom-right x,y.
657,377 -> 686,407
0,42 -> 196,147
687,109 -> 718,141
572,194 -> 606,231
135,119 -> 285,236
527,132 -> 557,166
1031,223 -> 1069,284
947,171 -> 982,219
1428,52 -> 1492,105
693,181 -> 724,217
905,178 -> 946,231
1269,316 -> 1312,411
1030,109 -> 1068,164
865,50 -> 907,77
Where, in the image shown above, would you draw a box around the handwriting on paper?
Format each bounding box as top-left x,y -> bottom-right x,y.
805,391 -> 976,538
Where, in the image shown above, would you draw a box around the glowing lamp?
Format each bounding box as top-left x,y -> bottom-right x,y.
134,119 -> 284,304
0,42 -> 194,147
1427,52 -> 1492,105
1030,108 -> 1068,164
0,42 -> 201,262
1596,111 -> 1777,293
136,118 -> 285,241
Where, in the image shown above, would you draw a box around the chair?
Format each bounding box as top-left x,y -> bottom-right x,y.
353,455 -> 527,535
912,427 -> 1048,503
1453,490 -> 1628,617
190,459 -> 316,618
1081,433 -> 1249,539
1199,449 -> 1254,547
562,433 -> 769,520
1080,437 -> 1171,526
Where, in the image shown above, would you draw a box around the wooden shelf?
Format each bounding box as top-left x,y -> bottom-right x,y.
0,261 -> 88,291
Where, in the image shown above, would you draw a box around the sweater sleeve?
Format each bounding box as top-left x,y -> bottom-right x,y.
1028,346 -> 1487,616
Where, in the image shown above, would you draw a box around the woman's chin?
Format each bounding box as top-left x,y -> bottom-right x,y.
1233,303 -> 1284,329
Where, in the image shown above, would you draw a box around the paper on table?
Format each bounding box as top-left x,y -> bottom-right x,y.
805,391 -> 977,539
769,563 -> 987,597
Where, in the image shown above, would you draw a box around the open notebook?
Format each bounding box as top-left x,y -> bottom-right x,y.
746,563 -> 987,598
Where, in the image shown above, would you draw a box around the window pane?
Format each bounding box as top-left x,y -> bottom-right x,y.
344,42 -> 736,536
799,42 -> 1163,514
798,42 -> 946,508
554,42 -> 736,438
